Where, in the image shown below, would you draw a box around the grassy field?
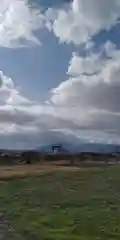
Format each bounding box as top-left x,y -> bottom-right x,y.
0,166 -> 120,239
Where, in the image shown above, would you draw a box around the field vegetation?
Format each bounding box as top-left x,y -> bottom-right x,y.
0,165 -> 120,239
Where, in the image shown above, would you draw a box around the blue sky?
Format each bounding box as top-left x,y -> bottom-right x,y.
0,24 -> 73,102
0,0 -> 120,149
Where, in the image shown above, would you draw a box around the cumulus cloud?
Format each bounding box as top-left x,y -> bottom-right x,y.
68,52 -> 104,76
0,0 -> 45,48
1,1 -> 120,147
2,0 -> 119,48
1,56 -> 120,149
0,71 -> 83,148
104,41 -> 116,57
45,0 -> 120,45
49,41 -> 120,143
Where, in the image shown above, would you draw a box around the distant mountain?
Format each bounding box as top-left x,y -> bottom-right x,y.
77,143 -> 120,153
36,142 -> 120,154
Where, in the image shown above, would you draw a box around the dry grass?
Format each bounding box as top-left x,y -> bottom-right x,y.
0,164 -> 81,179
0,160 -> 117,180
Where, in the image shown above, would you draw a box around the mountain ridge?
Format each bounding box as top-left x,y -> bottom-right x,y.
37,142 -> 120,153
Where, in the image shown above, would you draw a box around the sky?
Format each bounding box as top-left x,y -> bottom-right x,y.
0,0 -> 120,149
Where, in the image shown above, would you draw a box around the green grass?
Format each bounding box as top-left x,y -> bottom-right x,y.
0,167 -> 120,239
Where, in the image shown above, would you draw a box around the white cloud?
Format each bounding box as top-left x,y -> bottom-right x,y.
49,41 -> 120,143
1,40 -> 120,148
0,71 -> 31,106
68,52 -> 103,76
85,41 -> 95,51
0,71 -> 82,148
0,0 -> 45,48
104,41 -> 116,57
46,0 -> 120,45
1,0 -> 119,48
0,59 -> 120,148
1,1 -> 120,147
